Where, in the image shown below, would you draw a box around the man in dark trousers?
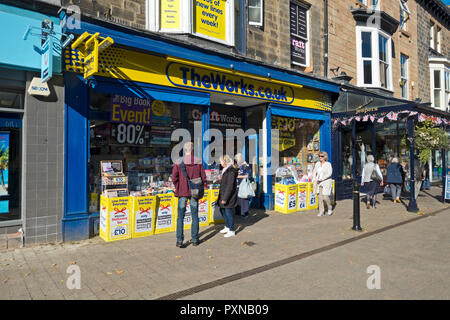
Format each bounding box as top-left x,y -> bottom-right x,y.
172,142 -> 206,248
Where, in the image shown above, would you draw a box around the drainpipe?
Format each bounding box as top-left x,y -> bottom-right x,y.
324,0 -> 328,78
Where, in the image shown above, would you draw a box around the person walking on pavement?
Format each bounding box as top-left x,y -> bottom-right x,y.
386,157 -> 405,203
172,142 -> 206,248
218,154 -> 238,238
361,155 -> 384,209
312,151 -> 333,216
235,153 -> 252,219
413,155 -> 425,200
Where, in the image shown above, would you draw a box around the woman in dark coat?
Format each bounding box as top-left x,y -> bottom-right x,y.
218,154 -> 238,238
386,157 -> 405,203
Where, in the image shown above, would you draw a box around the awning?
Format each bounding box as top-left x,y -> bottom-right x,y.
86,75 -> 210,105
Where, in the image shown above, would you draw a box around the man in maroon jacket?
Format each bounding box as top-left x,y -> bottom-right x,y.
172,142 -> 206,248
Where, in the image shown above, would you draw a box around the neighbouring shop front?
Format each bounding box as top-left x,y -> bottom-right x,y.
62,19 -> 340,241
331,87 -> 450,200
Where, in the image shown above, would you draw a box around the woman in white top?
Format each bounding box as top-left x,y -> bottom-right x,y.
361,154 -> 384,209
312,151 -> 333,216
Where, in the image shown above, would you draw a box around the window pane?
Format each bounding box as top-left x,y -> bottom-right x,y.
249,7 -> 261,23
380,62 -> 388,88
434,90 -> 441,109
364,60 -> 372,84
361,32 -> 372,58
0,91 -> 23,109
379,35 -> 387,62
249,0 -> 260,7
434,70 -> 441,89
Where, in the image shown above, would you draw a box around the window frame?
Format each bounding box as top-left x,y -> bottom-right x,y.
146,0 -> 236,47
400,54 -> 408,99
399,0 -> 410,31
248,0 -> 263,27
356,26 -> 393,91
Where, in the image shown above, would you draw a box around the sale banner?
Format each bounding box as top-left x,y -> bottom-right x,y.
275,184 -> 297,214
307,183 -> 318,209
208,189 -> 224,225
100,196 -> 131,242
130,196 -> 156,238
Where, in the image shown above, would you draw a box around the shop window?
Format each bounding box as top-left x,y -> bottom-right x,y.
248,0 -> 263,27
341,128 -> 353,180
88,91 -> 181,213
431,150 -> 442,181
355,122 -> 374,177
271,116 -> 320,186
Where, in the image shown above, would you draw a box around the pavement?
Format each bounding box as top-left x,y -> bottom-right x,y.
0,186 -> 449,300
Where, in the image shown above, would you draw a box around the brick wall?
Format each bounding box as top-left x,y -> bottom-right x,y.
246,0 -> 324,75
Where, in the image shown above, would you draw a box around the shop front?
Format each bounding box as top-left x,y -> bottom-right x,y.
62,20 -> 340,241
332,88 -> 449,200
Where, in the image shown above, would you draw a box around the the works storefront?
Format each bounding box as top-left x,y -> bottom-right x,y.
62,21 -> 340,241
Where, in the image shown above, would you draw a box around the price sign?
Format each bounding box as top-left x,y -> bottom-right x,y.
111,123 -> 151,146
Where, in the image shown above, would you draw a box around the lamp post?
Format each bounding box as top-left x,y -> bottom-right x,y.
352,135 -> 363,231
407,119 -> 419,212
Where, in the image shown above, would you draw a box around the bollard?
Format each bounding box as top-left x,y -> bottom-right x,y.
352,180 -> 362,231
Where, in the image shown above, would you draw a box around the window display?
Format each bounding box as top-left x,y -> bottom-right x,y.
271,116 -> 321,186
88,91 -> 181,213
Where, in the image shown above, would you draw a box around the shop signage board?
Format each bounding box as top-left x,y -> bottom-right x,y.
290,2 -> 308,66
41,36 -> 53,82
100,196 -> 131,242
28,77 -> 51,97
193,0 -> 227,43
297,183 -> 308,211
130,196 -> 156,238
65,47 -> 332,111
275,184 -> 297,214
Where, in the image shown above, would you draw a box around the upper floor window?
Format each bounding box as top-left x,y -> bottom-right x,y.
400,54 -> 408,99
430,22 -> 441,53
290,1 -> 309,67
359,0 -> 379,10
399,0 -> 410,31
357,27 -> 393,91
147,0 -> 235,46
248,0 -> 263,26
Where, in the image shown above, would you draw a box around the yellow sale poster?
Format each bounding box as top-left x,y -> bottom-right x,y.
297,183 -> 308,211
100,196 -> 131,242
160,0 -> 181,30
155,194 -> 175,234
194,0 -> 227,42
130,196 -> 156,238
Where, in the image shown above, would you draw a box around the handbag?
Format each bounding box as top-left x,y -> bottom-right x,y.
370,165 -> 382,183
180,161 -> 204,200
383,185 -> 391,195
238,178 -> 255,199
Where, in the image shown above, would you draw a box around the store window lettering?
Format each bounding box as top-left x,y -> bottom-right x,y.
178,67 -> 289,102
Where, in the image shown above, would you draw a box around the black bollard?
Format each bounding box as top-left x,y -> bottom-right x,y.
352,179 -> 362,231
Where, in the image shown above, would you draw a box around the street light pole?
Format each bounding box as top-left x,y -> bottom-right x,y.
407,117 -> 419,212
352,132 -> 363,231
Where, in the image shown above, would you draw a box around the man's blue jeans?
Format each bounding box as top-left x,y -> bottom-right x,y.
176,197 -> 199,243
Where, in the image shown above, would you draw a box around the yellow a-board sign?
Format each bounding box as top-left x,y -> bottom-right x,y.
155,193 -> 176,234
130,196 -> 157,238
174,192 -> 210,230
274,184 -> 298,214
307,183 -> 318,209
100,196 -> 131,242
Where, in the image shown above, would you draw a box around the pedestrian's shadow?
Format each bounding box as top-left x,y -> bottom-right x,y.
234,209 -> 270,235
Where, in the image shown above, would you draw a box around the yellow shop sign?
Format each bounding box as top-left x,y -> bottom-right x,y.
167,62 -> 294,104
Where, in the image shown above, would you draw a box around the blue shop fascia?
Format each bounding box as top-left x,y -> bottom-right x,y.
61,16 -> 341,241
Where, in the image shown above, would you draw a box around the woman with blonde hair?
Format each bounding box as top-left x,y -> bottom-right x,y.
312,151 -> 333,216
217,154 -> 238,237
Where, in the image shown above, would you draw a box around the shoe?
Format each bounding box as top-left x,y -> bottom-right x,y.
224,230 -> 235,238
317,212 -> 324,217
395,197 -> 400,203
192,241 -> 200,246
241,215 -> 248,220
327,210 -> 333,216
176,241 -> 183,248
366,202 -> 370,209
220,227 -> 230,234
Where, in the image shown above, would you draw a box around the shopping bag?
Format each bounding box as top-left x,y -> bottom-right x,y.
238,178 -> 255,199
383,185 -> 391,195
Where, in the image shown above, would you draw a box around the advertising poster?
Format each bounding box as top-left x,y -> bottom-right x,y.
0,132 -> 9,214
155,194 -> 175,233
109,197 -> 130,240
131,196 -> 156,237
297,183 -> 308,210
445,174 -> 450,200
194,0 -> 227,42
160,0 -> 181,30
288,187 -> 297,211
275,188 -> 286,208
